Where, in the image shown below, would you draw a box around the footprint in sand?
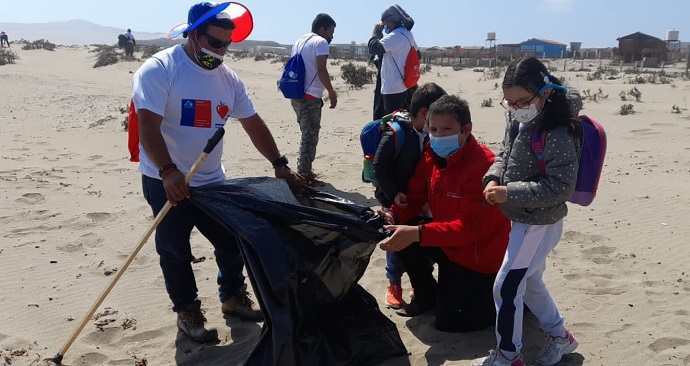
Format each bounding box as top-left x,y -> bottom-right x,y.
75,352 -> 109,365
581,245 -> 618,264
16,192 -> 45,204
647,337 -> 690,353
86,212 -> 112,222
57,233 -> 104,252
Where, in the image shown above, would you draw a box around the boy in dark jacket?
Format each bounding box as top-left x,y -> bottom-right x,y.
373,82 -> 447,308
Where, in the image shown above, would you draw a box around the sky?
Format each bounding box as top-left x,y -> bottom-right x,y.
1,0 -> 689,48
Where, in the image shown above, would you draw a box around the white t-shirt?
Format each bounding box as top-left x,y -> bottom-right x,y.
291,32 -> 329,98
132,45 -> 256,187
380,27 -> 418,95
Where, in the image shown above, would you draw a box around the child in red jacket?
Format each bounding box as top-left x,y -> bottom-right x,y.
379,95 -> 511,332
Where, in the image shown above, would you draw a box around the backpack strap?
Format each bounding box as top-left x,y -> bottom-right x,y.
298,34 -> 319,92
389,31 -> 414,82
531,128 -> 547,176
385,121 -> 405,157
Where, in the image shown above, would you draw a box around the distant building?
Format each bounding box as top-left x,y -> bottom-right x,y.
496,43 -> 522,59
616,32 -> 667,66
520,38 -> 567,58
252,45 -> 289,55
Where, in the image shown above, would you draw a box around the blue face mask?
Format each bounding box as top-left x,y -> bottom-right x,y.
430,134 -> 461,158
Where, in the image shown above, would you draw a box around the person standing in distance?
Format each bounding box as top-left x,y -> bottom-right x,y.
368,4 -> 418,115
289,13 -> 337,186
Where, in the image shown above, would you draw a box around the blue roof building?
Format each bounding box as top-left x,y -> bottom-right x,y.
520,38 -> 567,58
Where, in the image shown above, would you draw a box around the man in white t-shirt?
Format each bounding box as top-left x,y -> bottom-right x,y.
368,4 -> 419,115
132,1 -> 302,344
288,13 -> 337,186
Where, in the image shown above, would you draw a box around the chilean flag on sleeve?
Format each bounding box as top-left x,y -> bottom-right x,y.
181,99 -> 212,128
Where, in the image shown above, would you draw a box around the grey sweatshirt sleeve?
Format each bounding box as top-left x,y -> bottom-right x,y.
483,118 -> 511,186
506,128 -> 579,208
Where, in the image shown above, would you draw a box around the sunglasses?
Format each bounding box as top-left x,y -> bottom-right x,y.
201,32 -> 232,49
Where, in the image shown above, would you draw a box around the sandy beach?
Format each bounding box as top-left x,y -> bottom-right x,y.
1,46 -> 690,366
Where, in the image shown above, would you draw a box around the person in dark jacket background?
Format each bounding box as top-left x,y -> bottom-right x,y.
373,83 -> 446,309
378,95 -> 510,333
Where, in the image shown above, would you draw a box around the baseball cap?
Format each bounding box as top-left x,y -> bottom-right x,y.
168,2 -> 254,43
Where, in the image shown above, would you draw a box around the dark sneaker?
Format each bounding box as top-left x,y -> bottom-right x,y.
221,284 -> 264,321
176,308 -> 218,343
395,298 -> 433,317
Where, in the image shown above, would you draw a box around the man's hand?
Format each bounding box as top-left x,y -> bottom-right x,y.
378,225 -> 419,252
374,23 -> 385,33
162,169 -> 189,206
328,90 -> 338,109
274,165 -> 305,193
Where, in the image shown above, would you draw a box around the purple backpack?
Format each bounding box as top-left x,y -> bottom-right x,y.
532,115 -> 606,206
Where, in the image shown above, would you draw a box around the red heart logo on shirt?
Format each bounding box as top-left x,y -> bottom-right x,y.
216,102 -> 229,119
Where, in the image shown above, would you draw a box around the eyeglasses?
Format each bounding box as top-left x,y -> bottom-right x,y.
500,94 -> 539,110
201,32 -> 232,49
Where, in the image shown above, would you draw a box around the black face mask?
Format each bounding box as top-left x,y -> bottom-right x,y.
194,36 -> 224,70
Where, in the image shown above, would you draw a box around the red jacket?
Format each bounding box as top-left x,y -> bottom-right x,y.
390,135 -> 510,274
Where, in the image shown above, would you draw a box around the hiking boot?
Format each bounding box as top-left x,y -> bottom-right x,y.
471,349 -> 525,366
176,308 -> 218,343
221,284 -> 264,321
395,298 -> 433,317
385,284 -> 404,309
535,329 -> 578,365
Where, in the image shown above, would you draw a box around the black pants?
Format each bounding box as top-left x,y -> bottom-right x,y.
397,243 -> 497,332
382,86 -> 417,116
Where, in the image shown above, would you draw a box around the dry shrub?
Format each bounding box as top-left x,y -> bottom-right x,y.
0,49 -> 18,65
21,39 -> 56,51
340,62 -> 375,88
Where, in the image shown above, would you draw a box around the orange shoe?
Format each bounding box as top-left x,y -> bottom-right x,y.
385,284 -> 404,309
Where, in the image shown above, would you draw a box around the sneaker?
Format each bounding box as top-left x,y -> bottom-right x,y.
535,329 -> 578,365
471,349 -> 525,366
221,284 -> 264,321
385,284 -> 404,309
395,298 -> 433,317
177,308 -> 218,343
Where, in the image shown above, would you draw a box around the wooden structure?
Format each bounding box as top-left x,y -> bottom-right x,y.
616,32 -> 667,66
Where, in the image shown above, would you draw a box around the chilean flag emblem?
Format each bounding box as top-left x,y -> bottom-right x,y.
180,99 -> 212,128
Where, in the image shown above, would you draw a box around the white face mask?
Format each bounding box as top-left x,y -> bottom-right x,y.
510,102 -> 540,124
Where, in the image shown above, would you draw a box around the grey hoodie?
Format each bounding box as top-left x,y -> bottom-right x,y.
483,113 -> 579,225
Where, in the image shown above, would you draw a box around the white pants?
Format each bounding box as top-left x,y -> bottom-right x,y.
494,220 -> 566,357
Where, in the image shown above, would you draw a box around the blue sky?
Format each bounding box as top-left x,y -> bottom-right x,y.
2,0 -> 688,47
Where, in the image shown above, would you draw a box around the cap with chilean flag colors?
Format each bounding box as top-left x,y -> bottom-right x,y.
167,2 -> 253,43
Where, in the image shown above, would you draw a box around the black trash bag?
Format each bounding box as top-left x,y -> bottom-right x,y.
190,177 -> 407,366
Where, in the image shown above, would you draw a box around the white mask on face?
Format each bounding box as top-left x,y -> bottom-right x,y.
510,101 -> 541,124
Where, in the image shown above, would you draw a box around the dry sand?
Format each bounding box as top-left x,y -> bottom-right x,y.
1,46 -> 690,366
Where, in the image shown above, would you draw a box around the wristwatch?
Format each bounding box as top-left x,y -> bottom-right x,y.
158,163 -> 177,177
272,155 -> 289,168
